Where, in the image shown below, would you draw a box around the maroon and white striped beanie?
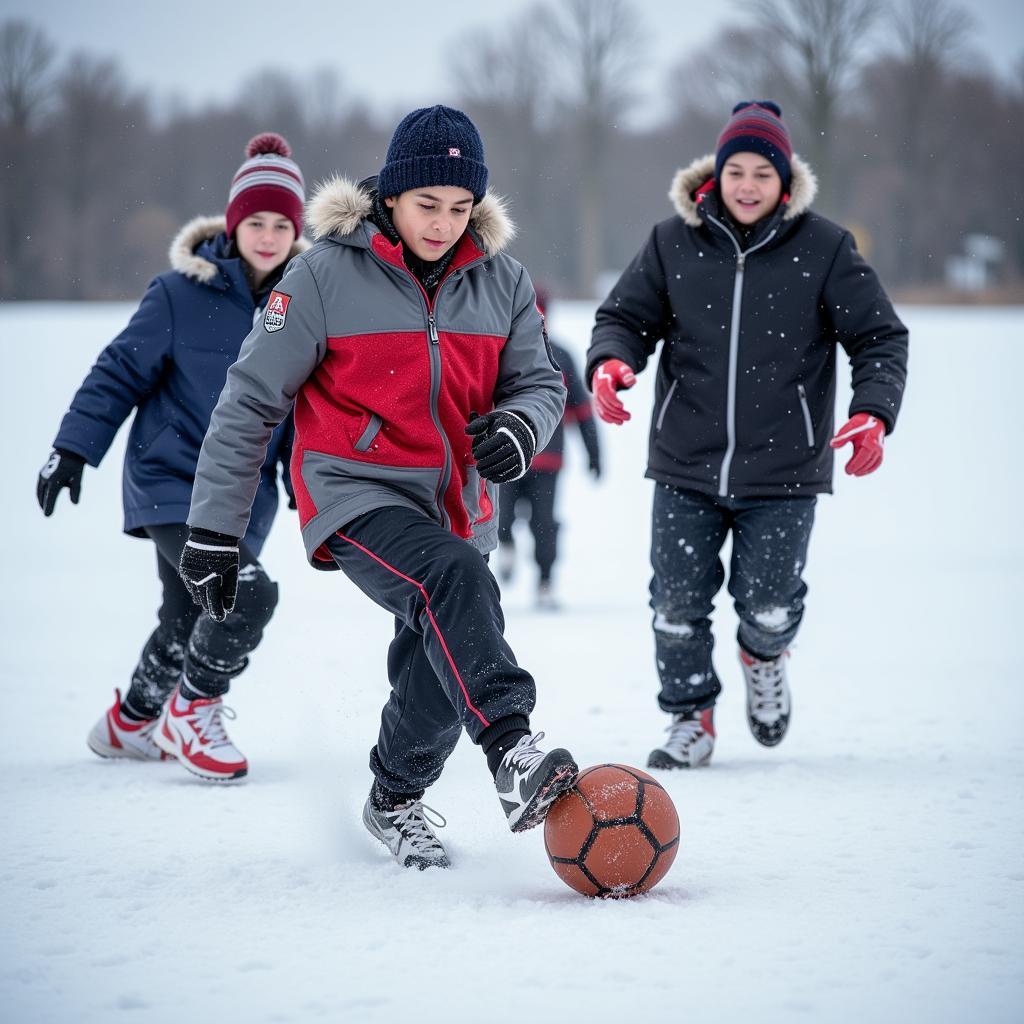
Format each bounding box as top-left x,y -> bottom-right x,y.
715,101 -> 792,189
225,133 -> 305,238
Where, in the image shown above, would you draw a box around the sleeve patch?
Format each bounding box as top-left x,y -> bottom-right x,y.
263,290 -> 291,333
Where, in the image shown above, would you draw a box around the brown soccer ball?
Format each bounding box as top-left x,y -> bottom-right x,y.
543,764 -> 680,898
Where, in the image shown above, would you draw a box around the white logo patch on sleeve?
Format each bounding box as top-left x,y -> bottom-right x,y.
263,290 -> 291,333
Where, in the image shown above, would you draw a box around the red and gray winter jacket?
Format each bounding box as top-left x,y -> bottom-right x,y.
189,177 -> 566,568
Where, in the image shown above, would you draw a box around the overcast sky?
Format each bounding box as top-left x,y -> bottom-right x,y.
7,0 -> 1023,126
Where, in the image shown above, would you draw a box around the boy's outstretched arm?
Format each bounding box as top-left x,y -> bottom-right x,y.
188,257 -> 326,542
586,225 -> 671,425
824,232 -> 909,437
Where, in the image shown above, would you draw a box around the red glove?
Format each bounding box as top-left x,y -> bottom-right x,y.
829,413 -> 886,476
592,359 -> 636,425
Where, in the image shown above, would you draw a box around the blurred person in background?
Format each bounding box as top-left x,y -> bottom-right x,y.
586,101 -> 908,770
36,133 -> 307,782
497,285 -> 601,610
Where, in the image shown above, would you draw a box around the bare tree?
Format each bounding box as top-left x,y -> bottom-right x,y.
546,0 -> 645,294
0,19 -> 55,297
668,26 -> 795,122
451,5 -> 553,234
0,19 -> 53,129
734,0 -> 879,212
881,0 -> 975,279
51,54 -> 149,297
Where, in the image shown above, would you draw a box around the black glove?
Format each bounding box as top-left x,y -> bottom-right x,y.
589,455 -> 602,480
37,449 -> 85,516
466,410 -> 537,483
178,528 -> 240,623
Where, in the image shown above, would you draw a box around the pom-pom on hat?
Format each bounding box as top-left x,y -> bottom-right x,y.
378,105 -> 488,203
715,101 -> 792,190
225,132 -> 305,238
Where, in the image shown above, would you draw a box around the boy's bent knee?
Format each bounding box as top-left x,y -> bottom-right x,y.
653,610 -> 698,640
236,563 -> 279,626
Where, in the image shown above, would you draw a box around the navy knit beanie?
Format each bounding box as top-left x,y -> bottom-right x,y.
715,101 -> 792,190
378,105 -> 488,203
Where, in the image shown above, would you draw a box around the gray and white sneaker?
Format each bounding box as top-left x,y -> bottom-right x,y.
739,648 -> 791,746
362,796 -> 450,870
648,708 -> 716,769
495,731 -> 578,833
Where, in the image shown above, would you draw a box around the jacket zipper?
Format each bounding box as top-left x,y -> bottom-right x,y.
796,384 -> 815,448
368,241 -> 488,532
419,290 -> 451,531
655,379 -> 678,433
704,215 -> 777,496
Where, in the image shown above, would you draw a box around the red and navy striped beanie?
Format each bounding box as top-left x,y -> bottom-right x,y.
715,101 -> 792,189
225,133 -> 305,238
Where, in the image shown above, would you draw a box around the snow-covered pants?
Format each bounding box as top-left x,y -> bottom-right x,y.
325,506 -> 536,794
123,524 -> 278,716
497,469 -> 559,582
650,484 -> 816,713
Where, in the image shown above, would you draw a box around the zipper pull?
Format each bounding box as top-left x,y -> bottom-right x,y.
428,314 -> 439,343
737,253 -> 746,270
798,383 -> 807,399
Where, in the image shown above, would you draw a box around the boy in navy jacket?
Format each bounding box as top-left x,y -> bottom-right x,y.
38,134 -> 306,781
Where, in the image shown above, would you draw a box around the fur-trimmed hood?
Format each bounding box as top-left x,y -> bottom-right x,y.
668,153 -> 818,227
168,215 -> 310,283
305,176 -> 516,257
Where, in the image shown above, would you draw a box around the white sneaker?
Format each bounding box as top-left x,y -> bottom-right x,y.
648,708 -> 716,769
495,731 -> 578,832
536,581 -> 560,611
497,542 -> 515,584
739,648 -> 791,746
362,796 -> 450,870
87,688 -> 172,761
153,685 -> 248,781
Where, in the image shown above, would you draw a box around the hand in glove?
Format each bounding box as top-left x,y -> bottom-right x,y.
465,410 -> 537,483
37,449 -> 86,516
178,528 -> 240,622
592,359 -> 636,425
829,413 -> 886,476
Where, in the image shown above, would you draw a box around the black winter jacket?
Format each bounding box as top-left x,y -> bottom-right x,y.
586,154 -> 908,499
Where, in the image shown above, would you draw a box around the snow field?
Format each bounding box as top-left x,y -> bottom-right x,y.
1,301 -> 1021,1023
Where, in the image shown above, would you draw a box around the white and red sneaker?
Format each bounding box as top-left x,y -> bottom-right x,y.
154,686 -> 248,781
647,707 -> 716,769
87,688 -> 173,761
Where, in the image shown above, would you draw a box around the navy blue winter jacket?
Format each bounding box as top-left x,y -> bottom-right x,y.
53,217 -> 306,553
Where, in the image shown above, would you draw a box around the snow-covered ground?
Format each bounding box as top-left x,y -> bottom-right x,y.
2,301 -> 1021,1023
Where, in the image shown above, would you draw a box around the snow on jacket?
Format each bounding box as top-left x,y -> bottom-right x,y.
188,177 -> 566,569
586,154 -> 908,499
53,218 -> 305,553
532,340 -> 600,473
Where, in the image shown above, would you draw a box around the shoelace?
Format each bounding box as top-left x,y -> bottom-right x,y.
191,702 -> 237,748
663,715 -> 706,753
748,660 -> 786,713
391,802 -> 447,854
501,731 -> 548,778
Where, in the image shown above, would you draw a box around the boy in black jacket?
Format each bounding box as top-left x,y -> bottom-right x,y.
586,101 -> 908,768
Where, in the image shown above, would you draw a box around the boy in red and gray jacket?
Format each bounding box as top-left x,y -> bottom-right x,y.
177,106 -> 578,868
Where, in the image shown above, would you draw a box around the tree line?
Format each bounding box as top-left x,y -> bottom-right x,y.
2,0 -> 1021,301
